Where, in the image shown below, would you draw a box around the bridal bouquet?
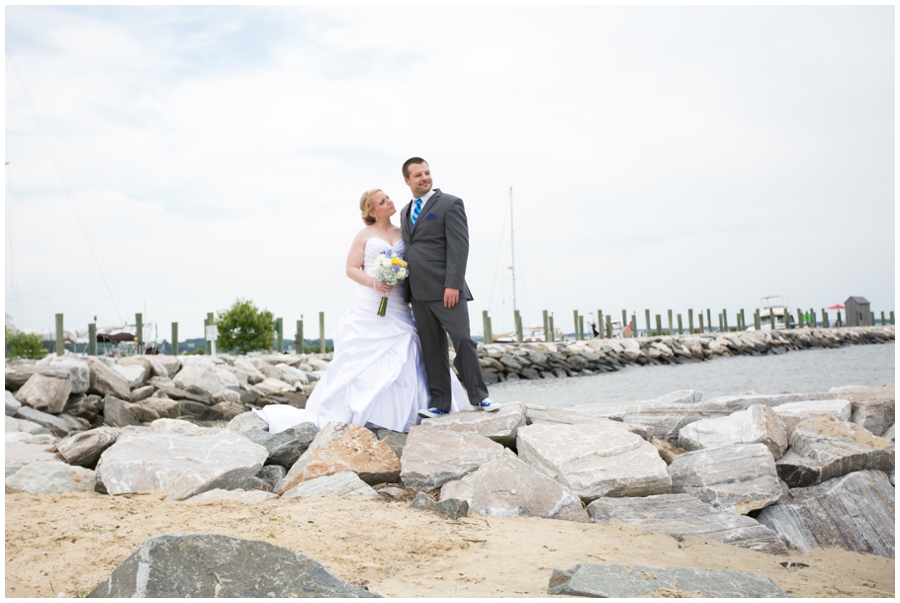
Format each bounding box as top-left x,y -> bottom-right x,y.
373,250 -> 408,316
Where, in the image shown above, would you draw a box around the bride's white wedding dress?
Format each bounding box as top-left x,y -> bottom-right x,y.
254,237 -> 468,434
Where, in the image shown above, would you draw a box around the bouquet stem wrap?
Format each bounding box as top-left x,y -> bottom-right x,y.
373,250 -> 408,317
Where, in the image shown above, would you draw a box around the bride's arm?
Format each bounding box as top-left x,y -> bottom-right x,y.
345,230 -> 393,293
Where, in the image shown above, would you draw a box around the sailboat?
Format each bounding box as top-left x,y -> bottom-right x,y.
490,187 -> 559,343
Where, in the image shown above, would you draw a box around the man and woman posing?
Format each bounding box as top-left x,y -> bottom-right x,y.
290,157 -> 497,433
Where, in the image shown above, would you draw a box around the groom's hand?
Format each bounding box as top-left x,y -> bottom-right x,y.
443,288 -> 460,308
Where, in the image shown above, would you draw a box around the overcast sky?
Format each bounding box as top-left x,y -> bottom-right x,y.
5,5 -> 895,341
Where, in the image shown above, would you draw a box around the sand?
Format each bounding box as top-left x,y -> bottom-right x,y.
4,490 -> 894,598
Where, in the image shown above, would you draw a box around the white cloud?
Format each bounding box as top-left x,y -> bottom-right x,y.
5,5 -> 894,340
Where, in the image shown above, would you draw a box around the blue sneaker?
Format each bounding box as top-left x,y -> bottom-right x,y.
472,398 -> 500,412
418,407 -> 450,419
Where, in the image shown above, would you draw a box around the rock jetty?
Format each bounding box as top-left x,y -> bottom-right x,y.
475,326 -> 894,384
4,338 -> 896,595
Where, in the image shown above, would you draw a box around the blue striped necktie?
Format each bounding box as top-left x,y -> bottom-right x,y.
411,198 -> 423,225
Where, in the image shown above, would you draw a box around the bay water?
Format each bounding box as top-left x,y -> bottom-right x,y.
489,342 -> 895,408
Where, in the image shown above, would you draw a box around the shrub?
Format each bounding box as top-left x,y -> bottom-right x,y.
215,299 -> 275,355
6,329 -> 49,359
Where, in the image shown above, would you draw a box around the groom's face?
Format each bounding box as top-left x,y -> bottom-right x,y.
404,162 -> 432,198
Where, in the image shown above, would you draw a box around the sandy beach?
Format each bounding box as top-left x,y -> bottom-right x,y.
5,489 -> 893,598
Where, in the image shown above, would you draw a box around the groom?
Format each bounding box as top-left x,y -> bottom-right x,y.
400,157 -> 498,418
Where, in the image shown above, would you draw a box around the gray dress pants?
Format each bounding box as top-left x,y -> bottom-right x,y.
410,298 -> 489,412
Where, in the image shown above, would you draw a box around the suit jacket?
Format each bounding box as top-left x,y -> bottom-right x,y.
401,188 -> 473,303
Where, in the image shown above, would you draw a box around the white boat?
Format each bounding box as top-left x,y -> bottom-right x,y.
747,295 -> 795,330
492,326 -> 564,344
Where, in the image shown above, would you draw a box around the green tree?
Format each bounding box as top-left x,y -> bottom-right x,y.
215,298 -> 276,355
6,329 -> 49,359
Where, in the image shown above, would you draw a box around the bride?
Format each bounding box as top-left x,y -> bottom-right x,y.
255,188 -> 468,434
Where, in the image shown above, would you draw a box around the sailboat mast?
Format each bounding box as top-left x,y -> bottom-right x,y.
509,186 -> 516,314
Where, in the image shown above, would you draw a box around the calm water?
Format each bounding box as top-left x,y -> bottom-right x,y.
489,342 -> 895,408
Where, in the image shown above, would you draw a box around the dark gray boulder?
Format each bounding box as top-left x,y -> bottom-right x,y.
89,534 -> 378,597
102,395 -> 141,427
242,423 -> 318,468
177,399 -> 224,421
548,563 -> 788,598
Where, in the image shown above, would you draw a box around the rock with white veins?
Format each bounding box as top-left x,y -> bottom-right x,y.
770,399 -> 852,434
588,493 -> 788,555
516,423 -> 671,502
678,405 -> 789,460
414,403 -> 524,446
95,430 -> 267,500
775,416 -> 894,488
13,373 -> 72,415
757,470 -> 894,558
668,443 -> 782,514
440,454 -> 590,522
400,427 -> 507,492
829,384 -> 895,437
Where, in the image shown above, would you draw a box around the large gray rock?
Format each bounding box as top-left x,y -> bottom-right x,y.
622,402 -> 730,442
517,423 -> 671,502
117,355 -> 155,378
154,355 -> 182,378
414,403 -> 524,446
254,377 -> 296,397
5,361 -> 39,391
668,443 -> 782,514
87,358 -> 132,401
6,390 -> 22,416
149,418 -> 206,435
173,363 -> 223,398
227,410 -> 270,432
56,426 -> 122,468
231,358 -> 267,384
775,416 -> 894,488
133,395 -> 181,421
376,430 -> 408,458
113,364 -> 149,389
177,399 -> 223,421
281,471 -> 379,499
15,405 -> 87,437
5,441 -> 59,477
95,430 -> 268,501
770,399 -> 852,434
440,454 -> 589,522
5,460 -> 96,494
588,493 -> 788,555
757,470 -> 894,558
547,563 -> 788,598
829,384 -> 895,436
13,373 -> 72,415
102,395 -> 142,427
89,534 -> 378,597
276,422 -> 400,493
243,423 -> 318,468
400,427 -> 507,491
678,405 -> 789,460
274,363 -> 309,386
626,392 -> 838,443
63,393 -> 104,421
40,357 -> 92,394
525,404 -> 651,440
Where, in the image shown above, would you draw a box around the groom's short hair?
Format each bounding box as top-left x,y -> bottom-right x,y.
402,157 -> 428,179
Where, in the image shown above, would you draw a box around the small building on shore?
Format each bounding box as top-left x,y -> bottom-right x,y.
845,296 -> 871,326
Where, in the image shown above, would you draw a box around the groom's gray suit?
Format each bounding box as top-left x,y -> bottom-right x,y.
401,188 -> 489,412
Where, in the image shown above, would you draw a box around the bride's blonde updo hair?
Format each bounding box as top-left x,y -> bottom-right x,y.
359,188 -> 383,225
